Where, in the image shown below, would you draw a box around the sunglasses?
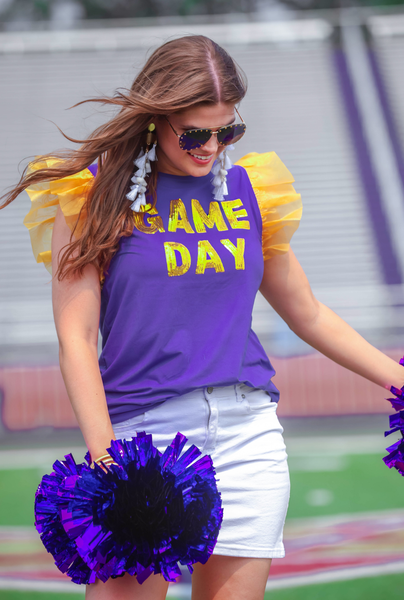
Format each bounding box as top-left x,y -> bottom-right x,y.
165,108 -> 246,151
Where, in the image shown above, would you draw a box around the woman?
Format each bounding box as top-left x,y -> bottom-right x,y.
1,34 -> 403,600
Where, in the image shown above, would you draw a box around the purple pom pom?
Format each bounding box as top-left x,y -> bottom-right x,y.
387,397 -> 404,411
387,385 -> 404,411
34,454 -> 94,584
384,358 -> 404,476
385,410 -> 404,437
383,438 -> 404,475
35,432 -> 223,585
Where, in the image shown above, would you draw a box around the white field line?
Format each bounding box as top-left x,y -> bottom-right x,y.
284,506 -> 404,529
168,583 -> 191,598
284,434 -> 388,456
0,578 -> 84,594
0,434 -> 390,470
0,577 -> 190,597
266,560 -> 404,590
2,562 -> 404,595
0,446 -> 87,470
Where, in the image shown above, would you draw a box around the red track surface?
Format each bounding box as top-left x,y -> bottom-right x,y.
271,509 -> 404,578
1,349 -> 402,430
1,510 -> 404,585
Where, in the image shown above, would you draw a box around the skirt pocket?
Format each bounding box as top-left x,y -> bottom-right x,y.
113,412 -> 146,440
238,384 -> 274,411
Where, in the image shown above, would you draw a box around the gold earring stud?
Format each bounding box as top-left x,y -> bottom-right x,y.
146,123 -> 156,146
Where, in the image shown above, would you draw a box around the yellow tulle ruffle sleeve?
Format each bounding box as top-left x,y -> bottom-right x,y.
23,158 -> 94,274
236,152 -> 302,260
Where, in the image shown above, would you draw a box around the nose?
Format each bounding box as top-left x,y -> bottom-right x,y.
199,133 -> 221,154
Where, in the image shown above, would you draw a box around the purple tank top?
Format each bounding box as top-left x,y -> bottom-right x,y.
99,165 -> 280,424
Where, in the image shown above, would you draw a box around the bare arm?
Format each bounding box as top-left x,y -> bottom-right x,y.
260,248 -> 404,391
52,206 -> 115,461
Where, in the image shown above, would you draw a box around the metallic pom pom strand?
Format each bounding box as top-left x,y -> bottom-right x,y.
34,454 -> 95,585
383,357 -> 404,476
34,432 -> 223,586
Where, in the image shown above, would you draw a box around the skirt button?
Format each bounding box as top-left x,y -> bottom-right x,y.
207,387 -> 213,394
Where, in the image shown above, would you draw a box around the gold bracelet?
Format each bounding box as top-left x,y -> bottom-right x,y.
93,453 -> 117,469
94,454 -> 112,464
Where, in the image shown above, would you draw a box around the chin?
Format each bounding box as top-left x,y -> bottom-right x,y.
189,166 -> 212,177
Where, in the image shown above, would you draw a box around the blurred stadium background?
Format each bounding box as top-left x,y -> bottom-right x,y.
1,0 -> 404,598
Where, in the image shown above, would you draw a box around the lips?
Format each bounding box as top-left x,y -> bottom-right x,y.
187,152 -> 213,165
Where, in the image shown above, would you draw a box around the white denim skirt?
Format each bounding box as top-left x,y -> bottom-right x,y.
112,383 -> 290,559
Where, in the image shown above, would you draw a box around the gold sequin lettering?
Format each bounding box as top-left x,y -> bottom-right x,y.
221,238 -> 245,270
164,242 -> 191,277
221,200 -> 250,230
133,204 -> 165,234
196,240 -> 225,275
168,199 -> 194,233
191,199 -> 228,233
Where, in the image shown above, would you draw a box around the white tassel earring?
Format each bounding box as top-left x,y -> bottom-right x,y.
211,144 -> 234,202
127,123 -> 157,213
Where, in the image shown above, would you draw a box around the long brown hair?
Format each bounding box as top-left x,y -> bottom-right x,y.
0,35 -> 247,281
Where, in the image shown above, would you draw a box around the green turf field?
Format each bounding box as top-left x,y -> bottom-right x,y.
1,572 -> 404,600
263,573 -> 404,600
265,574 -> 404,600
1,451 -> 403,527
287,451 -> 404,518
1,447 -> 403,599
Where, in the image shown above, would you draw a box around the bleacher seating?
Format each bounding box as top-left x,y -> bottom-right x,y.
1,15 -> 404,428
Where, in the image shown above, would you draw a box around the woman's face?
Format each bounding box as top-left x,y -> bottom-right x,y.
155,102 -> 237,177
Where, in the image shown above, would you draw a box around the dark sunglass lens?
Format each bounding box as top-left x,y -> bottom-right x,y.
180,130 -> 212,151
217,124 -> 246,146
